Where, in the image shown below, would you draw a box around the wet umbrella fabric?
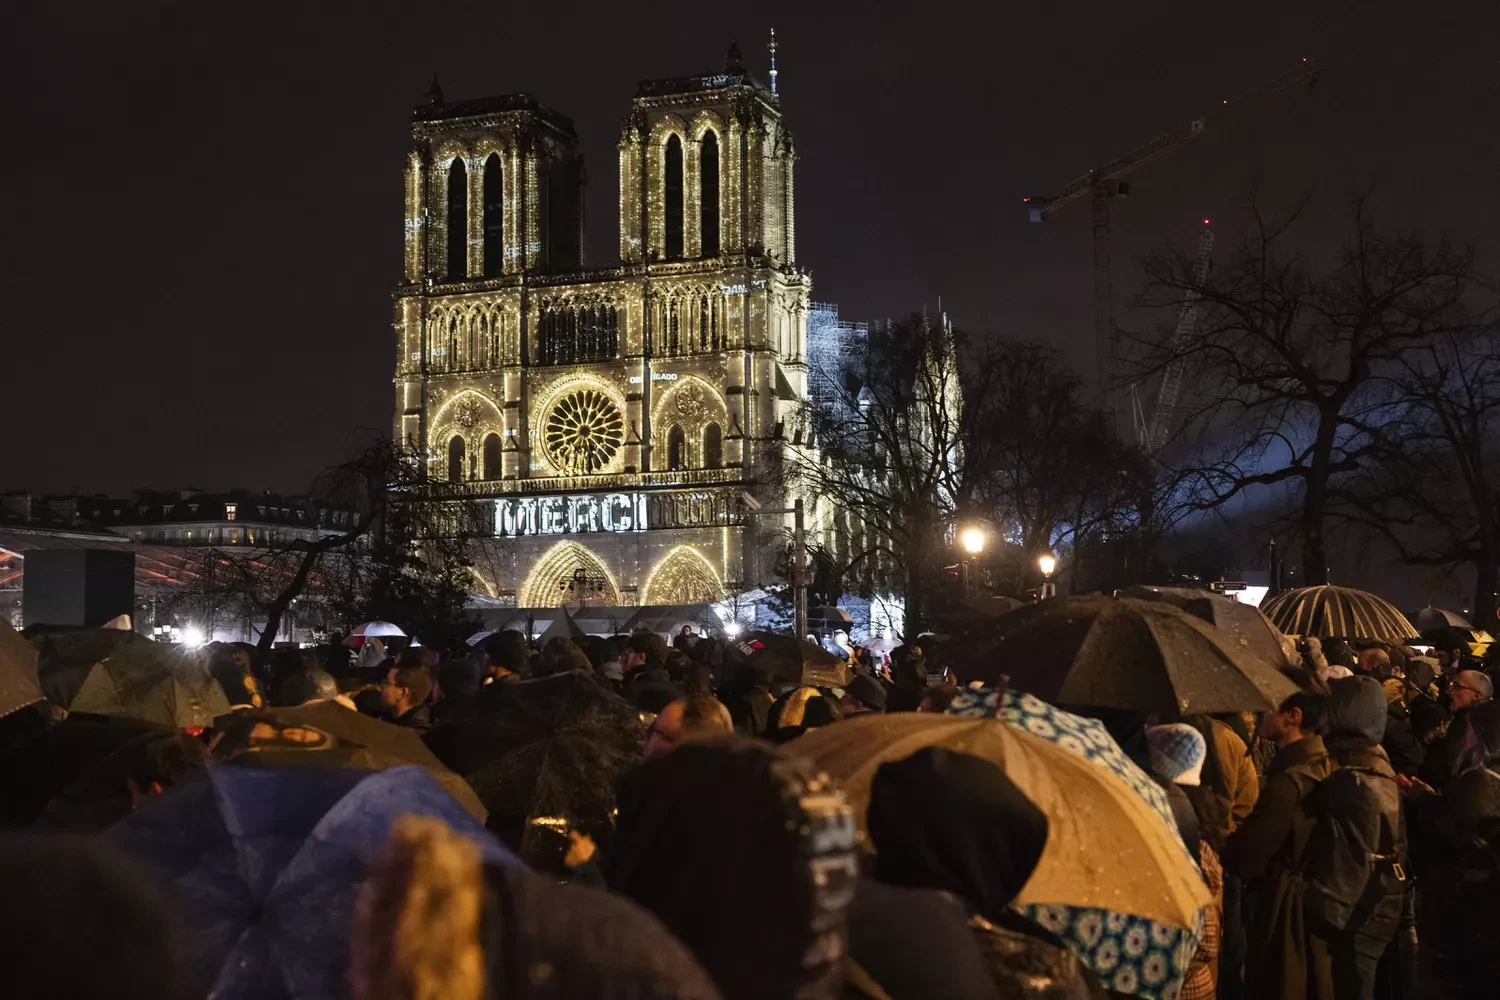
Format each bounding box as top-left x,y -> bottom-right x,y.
980,595 -> 1298,718
0,621 -> 45,719
738,631 -> 851,689
948,687 -> 1205,999
1409,606 -> 1473,632
109,765 -> 518,1000
224,701 -> 487,822
789,712 -> 1208,929
424,672 -> 644,860
807,606 -> 854,628
343,620 -> 405,649
1121,585 -> 1288,672
1260,584 -> 1420,641
34,628 -> 230,728
0,712 -> 166,827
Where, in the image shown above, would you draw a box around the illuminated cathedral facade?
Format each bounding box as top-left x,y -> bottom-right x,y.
392,43 -> 818,609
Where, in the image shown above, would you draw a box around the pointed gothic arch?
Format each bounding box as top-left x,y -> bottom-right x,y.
664,134 -> 684,261
519,540 -> 621,608
447,435 -> 466,482
700,129 -> 720,258
447,158 -> 468,279
641,545 -> 724,605
483,153 -> 504,277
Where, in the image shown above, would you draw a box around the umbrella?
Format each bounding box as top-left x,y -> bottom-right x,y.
1260,585 -> 1419,641
0,621 -> 45,719
738,631 -> 851,688
944,687 -> 1205,999
975,595 -> 1299,718
789,712 -> 1208,930
466,629 -> 495,646
218,701 -> 486,822
34,628 -> 230,728
343,620 -> 406,649
1409,606 -> 1473,632
807,605 -> 854,629
425,672 -> 645,863
1121,584 -> 1289,671
110,765 -> 517,1000
0,711 -> 168,827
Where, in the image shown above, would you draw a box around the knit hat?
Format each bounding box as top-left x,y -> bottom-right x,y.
1145,724 -> 1206,787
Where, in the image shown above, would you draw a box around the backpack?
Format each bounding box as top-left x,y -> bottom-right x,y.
1301,763 -> 1407,939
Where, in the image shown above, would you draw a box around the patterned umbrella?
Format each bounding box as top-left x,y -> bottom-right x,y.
1260,585 -> 1419,641
947,687 -> 1206,1000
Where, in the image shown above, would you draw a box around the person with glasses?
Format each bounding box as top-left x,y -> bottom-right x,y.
1415,670 -> 1494,793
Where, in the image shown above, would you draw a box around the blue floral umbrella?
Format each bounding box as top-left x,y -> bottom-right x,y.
948,687 -> 1205,1000
110,764 -> 518,1000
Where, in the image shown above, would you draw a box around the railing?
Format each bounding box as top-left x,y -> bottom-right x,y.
433,466 -> 744,498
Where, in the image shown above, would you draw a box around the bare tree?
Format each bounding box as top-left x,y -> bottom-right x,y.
967,339 -> 1155,592
791,312 -> 971,635
1337,329 -> 1500,621
1133,195 -> 1487,584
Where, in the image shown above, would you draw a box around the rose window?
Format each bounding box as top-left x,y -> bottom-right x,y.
544,389 -> 625,474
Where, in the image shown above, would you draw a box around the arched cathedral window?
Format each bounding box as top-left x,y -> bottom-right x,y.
481,433 -> 501,480
482,154 -> 503,277
664,135 -> 684,261
447,159 -> 467,279
667,425 -> 686,471
447,436 -> 466,483
703,422 -> 723,469
700,130 -> 720,258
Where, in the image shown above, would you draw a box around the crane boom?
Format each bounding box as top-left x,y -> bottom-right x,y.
1024,57 -> 1321,432
1148,227 -> 1215,450
1027,58 -> 1322,222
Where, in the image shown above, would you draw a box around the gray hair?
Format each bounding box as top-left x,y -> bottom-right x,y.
1457,669 -> 1494,702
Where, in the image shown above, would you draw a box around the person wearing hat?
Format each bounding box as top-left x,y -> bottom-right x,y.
840,671 -> 888,717
1147,723 -> 1223,1000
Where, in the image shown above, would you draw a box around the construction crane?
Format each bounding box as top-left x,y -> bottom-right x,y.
1025,57 -> 1322,437
1132,224 -> 1214,450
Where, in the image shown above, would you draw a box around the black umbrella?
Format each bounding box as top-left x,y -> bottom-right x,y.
0,711 -> 169,827
424,672 -> 646,864
978,595 -> 1300,719
214,701 -> 486,822
32,628 -> 230,729
739,632 -> 851,689
1120,585 -> 1289,672
1408,606 -> 1473,632
807,606 -> 854,629
0,621 -> 45,719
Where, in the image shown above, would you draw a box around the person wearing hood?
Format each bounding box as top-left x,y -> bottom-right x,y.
866,747 -> 1101,999
1223,689 -> 1338,1000
353,815 -> 724,1000
1425,699 -> 1500,996
1310,676 -> 1407,1000
609,739 -> 858,1000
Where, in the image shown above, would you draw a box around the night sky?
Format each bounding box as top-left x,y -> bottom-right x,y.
6,8 -> 1497,496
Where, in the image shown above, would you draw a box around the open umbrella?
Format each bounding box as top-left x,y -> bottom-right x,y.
343,620 -> 406,649
738,631 -> 851,689
974,595 -> 1299,718
110,765 -> 517,1000
425,672 -> 645,864
1260,585 -> 1419,641
215,701 -> 486,822
1409,606 -> 1473,632
807,605 -> 854,629
0,621 -> 45,719
945,686 -> 1204,998
789,712 -> 1208,929
33,627 -> 230,728
1121,584 -> 1289,671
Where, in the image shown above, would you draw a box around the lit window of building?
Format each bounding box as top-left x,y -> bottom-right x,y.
226,503 -> 237,521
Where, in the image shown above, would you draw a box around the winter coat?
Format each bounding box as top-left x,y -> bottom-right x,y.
1221,735 -> 1338,1000
1211,717 -> 1260,837
1381,701 -> 1423,775
390,698 -> 433,734
1309,677 -> 1408,948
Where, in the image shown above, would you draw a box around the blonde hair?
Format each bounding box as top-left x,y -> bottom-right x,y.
778,686 -> 820,728
352,816 -> 487,1000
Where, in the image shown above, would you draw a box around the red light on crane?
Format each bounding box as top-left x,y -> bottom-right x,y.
1203,218 -> 1211,225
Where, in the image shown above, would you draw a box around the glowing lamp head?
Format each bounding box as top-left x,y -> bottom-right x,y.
960,526 -> 985,555
181,626 -> 206,649
724,621 -> 742,638
1037,553 -> 1057,577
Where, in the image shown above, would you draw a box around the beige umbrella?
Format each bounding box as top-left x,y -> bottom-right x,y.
790,712 -> 1210,930
1260,585 -> 1419,641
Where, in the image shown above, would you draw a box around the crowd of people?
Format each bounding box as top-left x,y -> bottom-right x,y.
2,615 -> 1498,1000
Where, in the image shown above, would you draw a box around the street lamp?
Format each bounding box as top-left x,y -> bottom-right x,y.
1037,553 -> 1057,599
959,526 -> 985,598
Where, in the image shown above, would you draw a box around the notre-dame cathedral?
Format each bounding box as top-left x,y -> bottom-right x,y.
392,42 -> 822,609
